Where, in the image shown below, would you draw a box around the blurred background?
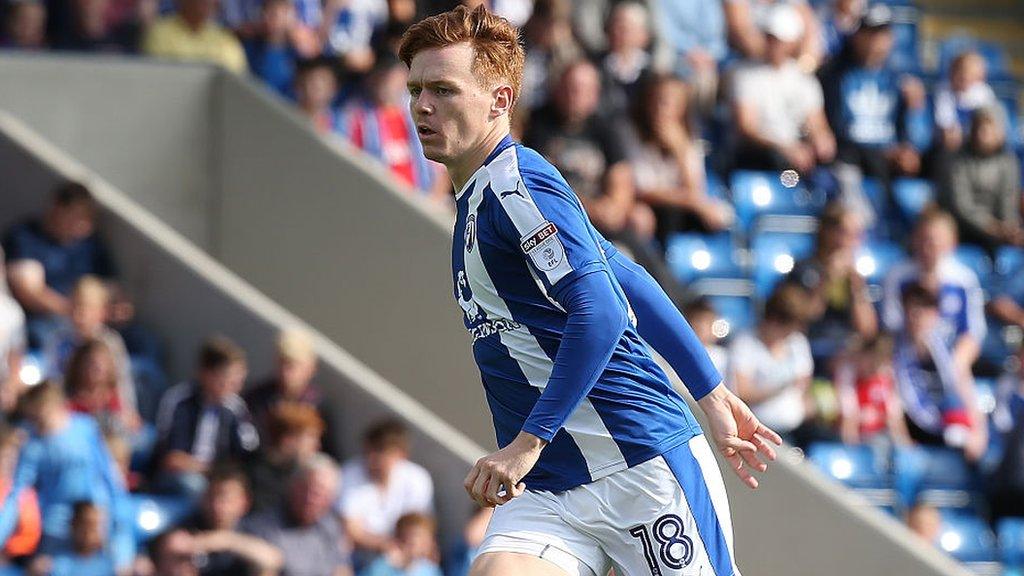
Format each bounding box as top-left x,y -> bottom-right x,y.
0,0 -> 1023,574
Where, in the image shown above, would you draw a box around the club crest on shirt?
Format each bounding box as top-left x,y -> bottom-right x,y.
521,222 -> 565,272
465,214 -> 476,252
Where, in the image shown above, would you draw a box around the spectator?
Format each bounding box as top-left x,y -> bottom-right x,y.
518,0 -> 583,112
894,282 -> 986,461
598,1 -> 653,117
817,0 -> 864,62
320,0 -> 386,74
245,454 -> 353,576
45,276 -> 137,420
27,501 -> 114,576
654,0 -> 726,119
1,0 -> 46,49
441,507 -> 491,576
0,425 -> 41,562
939,106 -> 1023,251
142,0 -> 248,73
934,51 -> 998,153
360,513 -> 442,576
628,73 -> 733,245
820,4 -> 928,204
990,344 -> 1024,521
882,207 -> 986,372
724,0 -> 822,70
0,382 -> 132,570
150,529 -> 200,576
338,420 -> 432,561
178,466 -> 284,576
682,297 -> 728,375
53,0 -> 137,52
730,4 -> 835,174
294,57 -> 341,135
834,334 -> 911,446
247,402 -> 325,515
727,283 -> 815,446
245,328 -> 339,459
155,336 -> 258,497
244,0 -> 307,96
338,53 -> 448,203
788,201 -> 877,372
525,59 -> 655,249
0,252 -> 26,415
64,339 -> 138,436
3,181 -> 115,348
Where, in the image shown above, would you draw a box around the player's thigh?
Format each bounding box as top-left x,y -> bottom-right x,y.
600,436 -> 739,576
470,551 -> 580,576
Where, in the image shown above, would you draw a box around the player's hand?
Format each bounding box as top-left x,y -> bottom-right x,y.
464,431 -> 546,507
697,383 -> 782,489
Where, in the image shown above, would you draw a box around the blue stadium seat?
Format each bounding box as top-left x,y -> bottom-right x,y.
955,244 -> 994,289
665,232 -> 744,284
807,442 -> 891,490
894,446 -> 981,509
996,246 -> 1024,277
704,295 -> 755,339
892,178 -> 934,224
132,494 -> 196,543
999,518 -> 1024,569
730,170 -> 825,234
938,36 -> 1009,77
855,239 -> 905,289
18,349 -> 45,387
751,231 -> 815,300
938,510 -> 999,564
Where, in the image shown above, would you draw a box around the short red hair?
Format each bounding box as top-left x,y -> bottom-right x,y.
398,5 -> 525,101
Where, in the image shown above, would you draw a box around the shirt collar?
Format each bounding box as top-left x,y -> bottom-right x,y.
455,134 -> 516,200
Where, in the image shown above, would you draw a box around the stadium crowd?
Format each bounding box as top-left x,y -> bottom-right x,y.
2,0 -> 1024,572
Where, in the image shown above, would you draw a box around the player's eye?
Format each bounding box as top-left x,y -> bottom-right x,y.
409,87 -> 422,97
435,86 -> 453,96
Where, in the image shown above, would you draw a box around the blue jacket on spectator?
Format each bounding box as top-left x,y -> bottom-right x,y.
2,219 -> 115,297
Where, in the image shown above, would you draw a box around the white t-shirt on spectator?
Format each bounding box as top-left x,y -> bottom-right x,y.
337,457 -> 434,537
0,295 -> 26,382
732,59 -> 824,146
727,331 -> 813,433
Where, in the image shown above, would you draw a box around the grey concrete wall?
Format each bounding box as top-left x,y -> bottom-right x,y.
0,111 -> 484,543
0,54 -> 217,248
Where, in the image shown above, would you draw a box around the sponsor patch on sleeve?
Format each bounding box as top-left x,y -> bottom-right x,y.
521,222 -> 566,272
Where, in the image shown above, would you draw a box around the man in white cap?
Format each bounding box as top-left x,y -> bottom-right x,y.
731,3 -> 836,174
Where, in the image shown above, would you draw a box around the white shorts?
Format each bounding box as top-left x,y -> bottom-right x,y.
478,435 -> 739,576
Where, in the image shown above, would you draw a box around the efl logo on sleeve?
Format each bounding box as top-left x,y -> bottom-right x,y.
521,222 -> 565,272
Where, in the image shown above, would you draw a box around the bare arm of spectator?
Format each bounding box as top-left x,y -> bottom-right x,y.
581,162 -> 636,235
733,102 -> 815,173
834,360 -> 861,445
885,387 -> 914,446
333,567 -> 354,576
162,450 -> 206,474
952,278 -> 986,371
6,260 -> 70,316
723,0 -> 765,59
990,296 -> 1024,329
794,2 -> 822,71
730,369 -> 799,406
2,348 -> 22,413
805,108 -> 837,165
193,530 -> 284,575
849,273 -> 879,340
342,516 -> 392,554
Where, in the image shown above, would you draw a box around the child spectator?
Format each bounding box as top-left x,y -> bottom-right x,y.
789,201 -> 877,373
178,466 -> 283,576
3,182 -> 115,348
54,0 -> 137,52
245,454 -> 352,576
0,382 -> 132,570
46,276 -> 137,419
935,51 -> 998,153
1,0 -> 46,49
727,283 -> 815,446
247,402 -> 324,515
359,513 -> 442,576
339,53 -> 447,202
65,339 -> 138,436
0,251 -> 26,415
682,297 -> 728,375
338,420 -> 432,562
142,0 -> 248,73
628,73 -> 733,245
155,336 -> 258,498
294,57 -> 341,135
894,283 -> 986,461
939,106 -> 1024,251
28,501 -> 114,576
835,335 -> 911,446
990,344 -> 1024,522
0,425 -> 40,562
882,207 -> 986,372
246,328 -> 339,459
244,0 -> 318,97
731,4 -> 835,174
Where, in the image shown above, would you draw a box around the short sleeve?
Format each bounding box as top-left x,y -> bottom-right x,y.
802,74 -> 825,112
488,167 -> 608,300
726,334 -> 756,379
791,334 -> 814,378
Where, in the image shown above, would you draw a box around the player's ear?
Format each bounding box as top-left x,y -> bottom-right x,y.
491,84 -> 514,119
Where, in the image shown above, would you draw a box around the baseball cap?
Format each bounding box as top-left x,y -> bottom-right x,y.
763,4 -> 804,43
858,4 -> 893,30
